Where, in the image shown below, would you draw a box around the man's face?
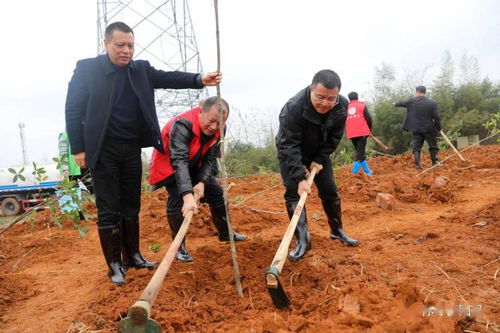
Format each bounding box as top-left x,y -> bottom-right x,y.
104,30 -> 135,67
199,104 -> 228,136
310,83 -> 340,114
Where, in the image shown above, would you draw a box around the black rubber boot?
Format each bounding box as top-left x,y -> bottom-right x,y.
97,226 -> 126,286
430,151 -> 442,167
413,152 -> 422,169
121,216 -> 157,270
210,204 -> 247,242
286,202 -> 311,262
167,210 -> 193,262
322,196 -> 359,247
120,221 -> 131,272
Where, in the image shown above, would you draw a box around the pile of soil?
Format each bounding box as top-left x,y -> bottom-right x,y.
0,145 -> 499,332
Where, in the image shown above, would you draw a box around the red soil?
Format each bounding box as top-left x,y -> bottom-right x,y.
1,145 -> 498,332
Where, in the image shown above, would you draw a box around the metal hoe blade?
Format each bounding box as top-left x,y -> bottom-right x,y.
118,317 -> 161,333
265,267 -> 291,308
118,300 -> 161,333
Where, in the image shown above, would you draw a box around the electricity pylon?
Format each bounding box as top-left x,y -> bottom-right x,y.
97,0 -> 207,120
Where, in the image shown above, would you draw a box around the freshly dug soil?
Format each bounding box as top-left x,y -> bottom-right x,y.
1,145 -> 498,332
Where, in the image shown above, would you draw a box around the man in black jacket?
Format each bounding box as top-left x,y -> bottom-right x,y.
275,69 -> 359,262
394,86 -> 442,169
65,22 -> 221,285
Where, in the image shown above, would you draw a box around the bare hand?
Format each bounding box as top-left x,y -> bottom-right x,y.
297,179 -> 311,196
305,162 -> 323,178
309,161 -> 323,173
201,72 -> 222,86
182,193 -> 198,217
193,182 -> 205,200
73,152 -> 86,168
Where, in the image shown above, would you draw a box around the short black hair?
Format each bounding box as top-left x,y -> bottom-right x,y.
311,69 -> 342,90
348,91 -> 358,101
416,85 -> 426,94
202,96 -> 230,115
105,22 -> 134,40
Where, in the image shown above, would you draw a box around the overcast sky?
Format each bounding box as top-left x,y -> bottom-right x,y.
0,0 -> 499,168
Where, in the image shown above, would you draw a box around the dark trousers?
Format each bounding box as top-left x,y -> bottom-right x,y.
165,176 -> 224,211
69,168 -> 94,194
350,136 -> 368,161
412,132 -> 438,154
90,138 -> 142,227
279,158 -> 338,203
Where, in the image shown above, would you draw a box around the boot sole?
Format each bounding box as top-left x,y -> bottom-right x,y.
128,265 -> 157,270
331,235 -> 359,247
288,241 -> 311,262
124,263 -> 158,270
175,254 -> 193,263
218,237 -> 248,242
108,274 -> 125,286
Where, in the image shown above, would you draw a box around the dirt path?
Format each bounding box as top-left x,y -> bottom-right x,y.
0,145 -> 498,332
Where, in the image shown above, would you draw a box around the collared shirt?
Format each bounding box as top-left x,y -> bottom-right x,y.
105,55 -> 146,140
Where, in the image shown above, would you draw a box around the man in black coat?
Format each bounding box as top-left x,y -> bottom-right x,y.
394,86 -> 442,169
65,22 -> 221,285
275,69 -> 359,262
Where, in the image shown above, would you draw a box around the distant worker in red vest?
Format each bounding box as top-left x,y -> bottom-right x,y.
346,92 -> 373,175
149,97 -> 247,262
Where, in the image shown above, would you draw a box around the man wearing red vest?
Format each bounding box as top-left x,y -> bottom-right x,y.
346,92 -> 373,175
149,97 -> 247,262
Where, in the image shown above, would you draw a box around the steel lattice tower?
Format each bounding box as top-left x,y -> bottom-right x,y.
97,0 -> 207,120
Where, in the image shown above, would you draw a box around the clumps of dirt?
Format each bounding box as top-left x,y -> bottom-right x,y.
394,280 -> 422,307
338,149 -> 478,205
441,199 -> 500,225
428,185 -> 455,203
0,273 -> 38,321
0,145 -> 498,332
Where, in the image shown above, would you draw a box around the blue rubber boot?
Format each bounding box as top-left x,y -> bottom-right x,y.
361,160 -> 373,175
352,161 -> 361,174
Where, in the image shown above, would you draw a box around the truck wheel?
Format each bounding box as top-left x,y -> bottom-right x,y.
1,198 -> 21,216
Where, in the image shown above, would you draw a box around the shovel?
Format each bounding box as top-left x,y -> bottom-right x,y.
118,195 -> 199,333
265,167 -> 317,308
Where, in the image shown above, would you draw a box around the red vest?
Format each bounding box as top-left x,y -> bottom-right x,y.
345,100 -> 371,139
149,107 -> 220,185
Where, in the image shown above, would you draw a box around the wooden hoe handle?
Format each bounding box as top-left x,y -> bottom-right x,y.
369,134 -> 390,151
128,195 -> 199,325
266,167 -> 317,287
439,130 -> 466,162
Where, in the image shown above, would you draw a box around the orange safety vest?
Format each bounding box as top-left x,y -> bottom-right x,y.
149,107 -> 220,185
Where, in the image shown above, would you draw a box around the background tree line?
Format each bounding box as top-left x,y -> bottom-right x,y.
225,50 -> 499,176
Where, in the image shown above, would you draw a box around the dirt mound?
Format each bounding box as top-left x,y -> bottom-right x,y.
0,145 -> 499,332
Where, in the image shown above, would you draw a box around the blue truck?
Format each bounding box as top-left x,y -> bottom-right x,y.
0,164 -> 59,216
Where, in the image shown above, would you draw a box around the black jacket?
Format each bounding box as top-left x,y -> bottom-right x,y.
395,96 -> 441,133
167,118 -> 220,196
65,54 -> 204,168
275,87 -> 348,183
